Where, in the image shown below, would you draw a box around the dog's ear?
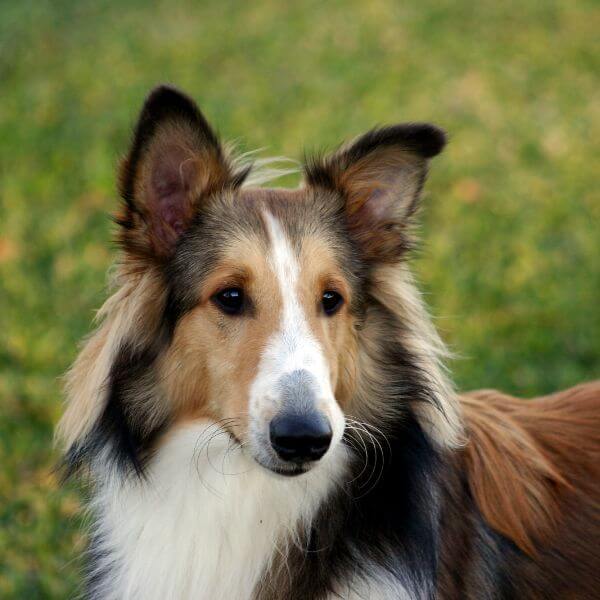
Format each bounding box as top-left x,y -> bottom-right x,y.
305,124 -> 446,262
117,85 -> 248,260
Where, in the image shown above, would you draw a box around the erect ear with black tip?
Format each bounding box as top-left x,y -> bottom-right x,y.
305,124 -> 446,262
117,85 -> 249,260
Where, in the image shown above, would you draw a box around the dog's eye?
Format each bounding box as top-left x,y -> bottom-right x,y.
213,288 -> 245,315
321,290 -> 343,316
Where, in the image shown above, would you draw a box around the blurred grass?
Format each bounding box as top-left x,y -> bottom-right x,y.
0,0 -> 598,596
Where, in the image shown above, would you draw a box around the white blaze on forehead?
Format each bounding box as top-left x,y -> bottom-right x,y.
246,210 -> 344,455
261,210 -> 330,381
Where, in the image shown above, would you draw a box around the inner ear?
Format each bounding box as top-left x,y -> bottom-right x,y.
117,86 -> 248,260
305,124 -> 446,262
341,147 -> 426,222
137,132 -> 215,255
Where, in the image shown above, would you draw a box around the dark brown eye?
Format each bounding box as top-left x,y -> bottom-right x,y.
321,290 -> 343,316
213,288 -> 244,315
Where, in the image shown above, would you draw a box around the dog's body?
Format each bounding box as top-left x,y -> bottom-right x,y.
59,86 -> 600,599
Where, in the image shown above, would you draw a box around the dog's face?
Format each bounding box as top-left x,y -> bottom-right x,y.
109,86 -> 445,475
160,188 -> 358,475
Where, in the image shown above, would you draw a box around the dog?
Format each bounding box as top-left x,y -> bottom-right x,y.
58,85 -> 600,599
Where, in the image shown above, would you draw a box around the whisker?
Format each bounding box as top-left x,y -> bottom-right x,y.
191,418 -> 240,495
343,417 -> 389,498
341,428 -> 371,485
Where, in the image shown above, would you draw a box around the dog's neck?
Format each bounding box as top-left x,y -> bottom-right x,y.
89,422 -> 348,599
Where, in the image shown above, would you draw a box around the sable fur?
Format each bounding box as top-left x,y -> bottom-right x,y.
438,382 -> 600,599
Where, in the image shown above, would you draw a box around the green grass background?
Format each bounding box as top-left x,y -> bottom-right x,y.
1,0 -> 598,596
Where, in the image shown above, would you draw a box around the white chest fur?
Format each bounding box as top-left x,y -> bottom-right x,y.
90,422 -> 347,600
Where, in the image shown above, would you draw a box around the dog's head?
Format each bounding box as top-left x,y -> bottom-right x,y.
60,86 -> 459,478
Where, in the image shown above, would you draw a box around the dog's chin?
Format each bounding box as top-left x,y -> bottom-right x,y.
254,457 -> 312,478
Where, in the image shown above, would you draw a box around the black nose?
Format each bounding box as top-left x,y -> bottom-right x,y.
269,413 -> 332,463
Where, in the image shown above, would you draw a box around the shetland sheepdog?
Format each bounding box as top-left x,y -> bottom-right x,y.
58,85 -> 600,599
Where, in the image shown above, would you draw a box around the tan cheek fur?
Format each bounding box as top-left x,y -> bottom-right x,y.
161,246 -> 283,441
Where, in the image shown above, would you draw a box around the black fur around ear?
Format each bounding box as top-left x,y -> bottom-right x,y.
116,85 -> 249,260
305,124 -> 447,262
119,86 -> 223,205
